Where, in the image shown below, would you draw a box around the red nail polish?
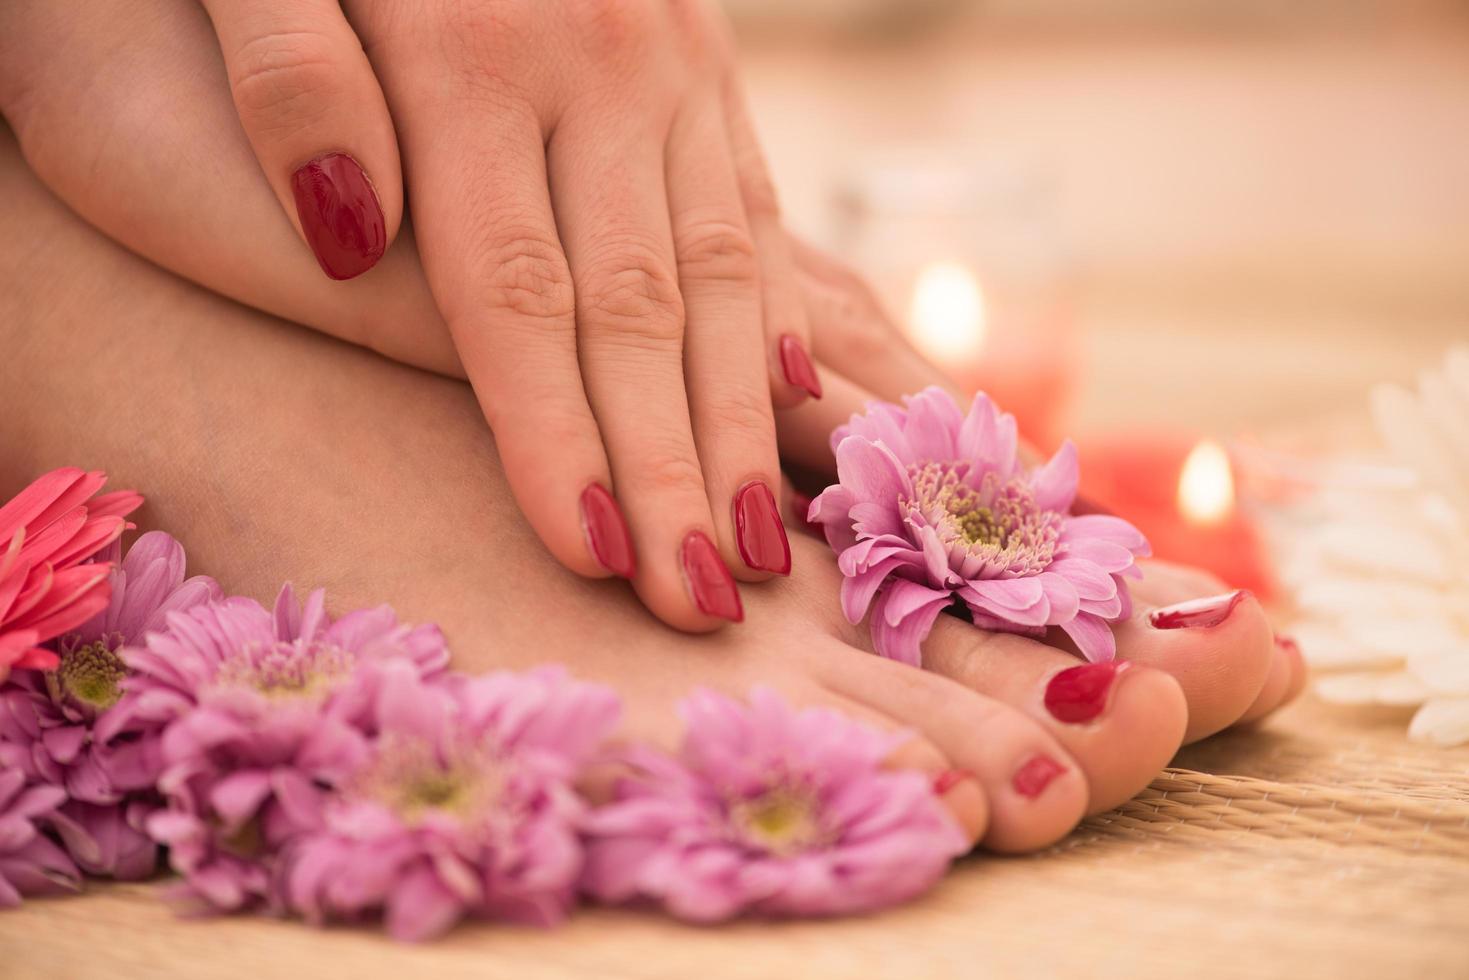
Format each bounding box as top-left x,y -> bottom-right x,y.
1275,635 -> 1300,658
733,482 -> 791,575
681,531 -> 743,622
290,153 -> 386,280
932,769 -> 975,795
1149,590 -> 1251,630
778,335 -> 823,399
580,483 -> 636,578
1012,755 -> 1065,799
1043,661 -> 1131,725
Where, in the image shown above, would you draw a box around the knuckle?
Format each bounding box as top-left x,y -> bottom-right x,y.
580,250 -> 685,344
674,220 -> 758,284
477,234 -> 577,324
573,0 -> 656,48
228,30 -> 342,128
638,447 -> 706,497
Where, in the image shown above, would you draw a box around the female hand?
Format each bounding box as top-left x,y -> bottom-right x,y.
198,0 -> 826,628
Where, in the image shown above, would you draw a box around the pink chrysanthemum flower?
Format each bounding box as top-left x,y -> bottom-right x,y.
280,666 -> 620,942
0,768 -> 82,907
0,468 -> 142,674
117,585 -> 450,913
809,388 -> 1151,665
0,531 -> 219,878
581,688 -> 968,923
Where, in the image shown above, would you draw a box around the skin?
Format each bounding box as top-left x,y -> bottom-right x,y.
0,130 -> 1302,856
0,0 -> 961,632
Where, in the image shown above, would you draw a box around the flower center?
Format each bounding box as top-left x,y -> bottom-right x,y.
906,462 -> 1063,576
356,736 -> 501,827
215,640 -> 354,701
730,786 -> 826,855
55,639 -> 127,710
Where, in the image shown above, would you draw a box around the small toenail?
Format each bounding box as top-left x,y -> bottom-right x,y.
1275,635 -> 1301,657
1011,754 -> 1066,799
1148,590 -> 1250,630
932,769 -> 975,795
1044,661 -> 1131,725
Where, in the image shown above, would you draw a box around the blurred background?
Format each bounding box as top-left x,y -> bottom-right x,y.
723,0 -> 1469,441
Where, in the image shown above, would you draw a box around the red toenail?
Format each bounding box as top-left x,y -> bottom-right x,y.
1148,590 -> 1251,630
1044,661 -> 1131,725
1275,635 -> 1300,657
932,769 -> 975,795
1012,755 -> 1066,799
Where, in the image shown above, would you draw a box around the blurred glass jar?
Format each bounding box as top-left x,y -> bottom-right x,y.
830,150 -> 1077,446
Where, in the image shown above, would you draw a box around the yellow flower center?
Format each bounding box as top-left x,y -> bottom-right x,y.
55,640 -> 127,710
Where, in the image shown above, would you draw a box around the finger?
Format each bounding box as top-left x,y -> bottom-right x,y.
792,234 -> 963,403
722,82 -> 821,406
775,366 -> 878,472
372,61 -> 635,585
200,0 -> 400,280
668,96 -> 788,580
547,103 -> 741,628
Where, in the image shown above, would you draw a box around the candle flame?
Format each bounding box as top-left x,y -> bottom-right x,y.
907,262 -> 987,364
1178,440 -> 1234,524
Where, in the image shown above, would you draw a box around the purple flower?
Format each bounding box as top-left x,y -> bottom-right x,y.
0,531 -> 218,877
809,387 -> 1150,665
581,688 -> 968,923
0,768 -> 81,907
280,666 -> 621,942
117,585 -> 450,914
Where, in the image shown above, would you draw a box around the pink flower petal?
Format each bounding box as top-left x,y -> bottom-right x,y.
1030,440 -> 1079,513
1059,613 -> 1117,663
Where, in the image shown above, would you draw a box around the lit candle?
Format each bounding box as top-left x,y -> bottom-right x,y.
902,260 -> 1072,447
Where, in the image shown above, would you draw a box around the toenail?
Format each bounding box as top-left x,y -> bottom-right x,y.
932,769 -> 976,795
1044,661 -> 1131,725
1011,754 -> 1066,799
1275,635 -> 1300,657
1148,590 -> 1251,630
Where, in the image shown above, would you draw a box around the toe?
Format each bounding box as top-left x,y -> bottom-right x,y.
815,644 -> 1088,853
1236,635 -> 1307,725
922,617 -> 1187,815
1115,587 -> 1275,742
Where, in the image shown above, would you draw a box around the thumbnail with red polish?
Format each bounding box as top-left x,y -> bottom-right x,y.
681,531 -> 743,622
290,153 -> 386,280
1148,590 -> 1251,630
779,335 -> 823,399
734,482 -> 791,575
580,483 -> 636,578
1044,661 -> 1130,725
1012,755 -> 1065,799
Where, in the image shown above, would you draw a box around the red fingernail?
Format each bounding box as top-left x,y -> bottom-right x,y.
733,482 -> 791,575
778,335 -> 823,399
681,531 -> 743,622
1149,590 -> 1251,630
580,483 -> 636,578
290,153 -> 386,280
933,769 -> 975,795
1043,661 -> 1131,725
1012,755 -> 1066,799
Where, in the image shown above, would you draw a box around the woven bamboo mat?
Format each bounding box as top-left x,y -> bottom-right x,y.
3,695 -> 1467,980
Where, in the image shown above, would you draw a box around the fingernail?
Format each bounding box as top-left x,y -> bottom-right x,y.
681,531 -> 743,622
580,483 -> 636,578
1012,754 -> 1066,799
290,153 -> 386,280
1044,661 -> 1132,725
789,490 -> 825,539
733,482 -> 791,575
933,769 -> 976,795
1149,590 -> 1251,630
778,335 -> 823,399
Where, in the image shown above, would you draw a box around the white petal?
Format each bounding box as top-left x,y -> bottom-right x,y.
1408,698 -> 1469,747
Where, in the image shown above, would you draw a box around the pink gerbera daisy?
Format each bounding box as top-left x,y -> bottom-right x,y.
0,468 -> 142,674
280,666 -> 621,941
117,585 -> 450,913
809,388 -> 1151,665
581,688 -> 968,922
